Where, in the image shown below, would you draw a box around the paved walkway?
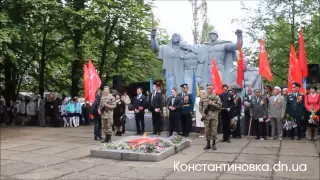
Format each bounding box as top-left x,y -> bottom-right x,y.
1,126 -> 319,180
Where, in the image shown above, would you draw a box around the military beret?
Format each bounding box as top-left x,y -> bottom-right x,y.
264,84 -> 272,90
206,84 -> 213,87
180,83 -> 188,88
292,82 -> 301,87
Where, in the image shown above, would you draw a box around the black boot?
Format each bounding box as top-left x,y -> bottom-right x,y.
107,135 -> 112,143
212,140 -> 217,150
101,135 -> 107,143
203,140 -> 211,150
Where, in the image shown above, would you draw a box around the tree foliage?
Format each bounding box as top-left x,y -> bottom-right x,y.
0,0 -> 167,104
233,0 -> 320,86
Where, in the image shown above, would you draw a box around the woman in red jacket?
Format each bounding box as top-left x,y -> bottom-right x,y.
304,86 -> 320,141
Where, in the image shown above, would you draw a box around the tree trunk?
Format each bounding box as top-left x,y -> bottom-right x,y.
3,57 -> 18,106
70,0 -> 85,97
39,31 -> 48,98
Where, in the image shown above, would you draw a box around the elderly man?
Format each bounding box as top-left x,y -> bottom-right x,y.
268,86 -> 286,140
99,86 -> 116,143
252,89 -> 267,140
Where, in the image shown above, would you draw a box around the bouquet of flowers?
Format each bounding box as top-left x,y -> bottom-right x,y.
283,115 -> 297,130
230,116 -> 238,131
309,111 -> 319,124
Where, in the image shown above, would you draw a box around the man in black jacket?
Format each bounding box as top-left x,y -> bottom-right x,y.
167,87 -> 183,136
178,84 -> 194,137
149,84 -> 163,135
91,92 -> 102,140
286,82 -> 305,140
230,89 -> 242,139
219,84 -> 234,143
133,88 -> 147,135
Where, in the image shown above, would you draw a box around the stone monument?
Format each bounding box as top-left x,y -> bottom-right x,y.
150,28 -> 262,94
150,32 -> 204,92
200,30 -> 243,87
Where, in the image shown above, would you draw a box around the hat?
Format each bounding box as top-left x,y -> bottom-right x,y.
292,82 -> 301,88
264,84 -> 272,90
206,84 -> 213,87
180,83 -> 188,88
254,89 -> 261,92
274,86 -> 281,91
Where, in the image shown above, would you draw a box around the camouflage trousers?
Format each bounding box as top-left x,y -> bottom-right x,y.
101,118 -> 113,135
204,117 -> 218,140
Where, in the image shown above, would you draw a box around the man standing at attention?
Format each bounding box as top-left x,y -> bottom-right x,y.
219,84 -> 233,143
286,82 -> 305,140
149,84 -> 163,135
179,84 -> 194,137
133,88 -> 147,135
268,86 -> 286,140
200,84 -> 222,150
99,86 -> 116,143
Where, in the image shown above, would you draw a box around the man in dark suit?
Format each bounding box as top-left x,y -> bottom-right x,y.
251,89 -> 267,140
91,91 -> 102,140
51,93 -> 62,127
178,84 -> 194,137
133,87 -> 147,135
286,82 -> 305,140
219,84 -> 234,143
243,87 -> 253,135
167,87 -> 183,136
263,84 -> 273,137
149,84 -> 163,135
229,89 -> 242,139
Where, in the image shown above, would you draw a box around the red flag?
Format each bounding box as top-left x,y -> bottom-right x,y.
259,40 -> 273,81
298,28 -> 308,78
88,59 -> 102,104
211,58 -> 223,95
288,45 -> 303,92
236,45 -> 245,88
83,64 -> 89,101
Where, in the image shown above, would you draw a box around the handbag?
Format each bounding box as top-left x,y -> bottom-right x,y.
119,114 -> 127,124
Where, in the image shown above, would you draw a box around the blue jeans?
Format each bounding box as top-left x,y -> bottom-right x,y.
94,115 -> 101,138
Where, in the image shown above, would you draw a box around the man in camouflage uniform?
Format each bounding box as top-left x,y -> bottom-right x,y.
99,86 -> 116,143
199,84 -> 222,150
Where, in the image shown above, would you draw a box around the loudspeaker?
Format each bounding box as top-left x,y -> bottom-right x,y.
112,75 -> 123,90
306,64 -> 320,84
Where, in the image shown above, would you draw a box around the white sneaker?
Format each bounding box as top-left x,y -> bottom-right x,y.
279,137 -> 282,141
260,138 -> 264,140
269,137 -> 274,140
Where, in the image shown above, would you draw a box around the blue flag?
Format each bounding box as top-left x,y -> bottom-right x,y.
303,78 -> 307,89
192,71 -> 197,104
149,78 -> 153,93
166,76 -> 171,97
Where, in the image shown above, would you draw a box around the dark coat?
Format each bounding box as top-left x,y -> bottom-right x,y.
178,92 -> 193,114
167,96 -> 183,116
90,95 -> 101,116
132,94 -> 147,115
286,93 -> 305,118
113,100 -> 126,126
148,92 -> 163,111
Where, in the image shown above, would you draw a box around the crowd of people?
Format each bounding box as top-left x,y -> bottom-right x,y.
1,81 -> 319,149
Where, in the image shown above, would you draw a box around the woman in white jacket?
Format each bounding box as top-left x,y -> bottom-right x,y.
194,90 -> 205,137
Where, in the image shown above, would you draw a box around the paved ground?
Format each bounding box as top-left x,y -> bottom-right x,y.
1,126 -> 319,180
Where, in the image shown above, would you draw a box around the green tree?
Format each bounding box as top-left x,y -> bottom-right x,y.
233,0 -> 320,86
